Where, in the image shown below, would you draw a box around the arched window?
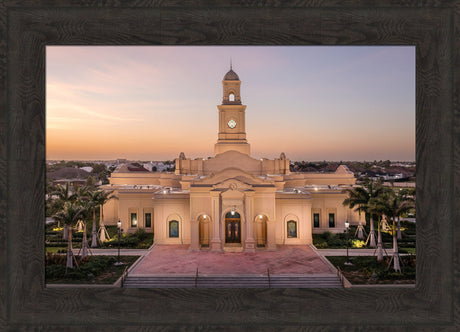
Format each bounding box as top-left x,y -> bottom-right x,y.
169,220 -> 179,238
229,93 -> 235,102
287,220 -> 297,238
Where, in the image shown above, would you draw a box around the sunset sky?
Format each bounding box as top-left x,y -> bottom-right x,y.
46,46 -> 415,161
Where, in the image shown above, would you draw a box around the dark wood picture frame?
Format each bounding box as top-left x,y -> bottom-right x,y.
1,1 -> 458,330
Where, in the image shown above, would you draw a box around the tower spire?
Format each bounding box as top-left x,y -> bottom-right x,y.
230,58 -> 232,70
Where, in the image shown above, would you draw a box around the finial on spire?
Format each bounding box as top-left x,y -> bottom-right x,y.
230,58 -> 232,70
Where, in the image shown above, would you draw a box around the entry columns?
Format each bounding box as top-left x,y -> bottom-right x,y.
244,191 -> 256,252
209,190 -> 222,252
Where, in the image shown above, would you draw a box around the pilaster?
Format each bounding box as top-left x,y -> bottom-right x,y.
243,191 -> 256,252
209,190 -> 222,252
266,219 -> 277,251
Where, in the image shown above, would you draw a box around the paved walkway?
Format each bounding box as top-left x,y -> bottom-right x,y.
130,245 -> 335,275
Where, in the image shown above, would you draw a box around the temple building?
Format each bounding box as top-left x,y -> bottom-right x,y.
101,67 -> 360,252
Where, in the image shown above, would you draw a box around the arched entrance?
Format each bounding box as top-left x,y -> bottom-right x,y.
198,215 -> 210,248
254,214 -> 267,247
225,211 -> 241,244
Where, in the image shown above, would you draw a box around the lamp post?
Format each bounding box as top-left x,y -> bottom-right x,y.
344,220 -> 352,266
115,219 -> 123,266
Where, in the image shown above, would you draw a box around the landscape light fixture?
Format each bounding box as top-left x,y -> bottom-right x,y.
344,220 -> 352,266
115,220 -> 123,266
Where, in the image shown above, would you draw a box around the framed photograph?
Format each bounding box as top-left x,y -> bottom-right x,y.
1,2 -> 458,330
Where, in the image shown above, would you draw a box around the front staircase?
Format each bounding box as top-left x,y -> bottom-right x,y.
123,273 -> 342,288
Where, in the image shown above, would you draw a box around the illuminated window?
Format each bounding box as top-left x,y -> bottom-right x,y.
329,213 -> 335,228
169,220 -> 179,238
225,211 -> 240,218
130,213 -> 137,227
313,213 -> 320,228
145,213 -> 151,228
229,93 -> 235,101
287,220 -> 297,238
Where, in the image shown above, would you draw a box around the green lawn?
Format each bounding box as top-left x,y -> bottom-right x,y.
45,246 -> 67,254
326,255 -> 416,285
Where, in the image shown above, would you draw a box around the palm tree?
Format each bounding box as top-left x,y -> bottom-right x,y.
87,189 -> 116,247
51,182 -> 77,203
395,189 -> 415,240
343,180 -> 385,248
52,202 -> 86,269
51,182 -> 78,238
373,189 -> 414,272
368,188 -> 395,262
74,185 -> 92,258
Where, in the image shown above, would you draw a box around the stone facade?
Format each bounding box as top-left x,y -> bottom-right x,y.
101,67 -> 360,251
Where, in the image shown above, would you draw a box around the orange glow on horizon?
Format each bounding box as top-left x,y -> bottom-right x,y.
46,46 -> 415,161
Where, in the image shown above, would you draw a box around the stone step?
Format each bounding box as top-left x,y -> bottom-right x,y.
123,274 -> 342,288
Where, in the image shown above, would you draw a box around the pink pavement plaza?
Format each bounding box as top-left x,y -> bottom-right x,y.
131,245 -> 334,275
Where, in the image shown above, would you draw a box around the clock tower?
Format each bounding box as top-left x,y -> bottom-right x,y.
214,66 -> 251,156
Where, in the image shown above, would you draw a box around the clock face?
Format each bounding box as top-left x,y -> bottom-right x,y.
227,119 -> 237,129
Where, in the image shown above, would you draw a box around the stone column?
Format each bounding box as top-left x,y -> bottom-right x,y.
209,190 -> 222,252
301,201 -> 313,245
244,191 -> 256,252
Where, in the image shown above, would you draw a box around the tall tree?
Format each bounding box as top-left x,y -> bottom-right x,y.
52,202 -> 86,269
343,180 -> 385,248
373,189 -> 414,272
74,185 -> 92,257
395,188 -> 415,240
51,182 -> 77,236
51,182 -> 77,203
368,190 -> 393,262
87,189 -> 116,247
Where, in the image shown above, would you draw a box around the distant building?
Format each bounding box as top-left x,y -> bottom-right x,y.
47,167 -> 91,187
101,67 -> 360,252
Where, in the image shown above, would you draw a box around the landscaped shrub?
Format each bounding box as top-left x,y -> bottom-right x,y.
46,255 -> 139,283
46,253 -> 66,265
351,239 -> 366,248
328,237 -> 347,247
315,241 -> 328,249
322,231 -> 333,241
46,264 -> 67,279
134,228 -> 149,241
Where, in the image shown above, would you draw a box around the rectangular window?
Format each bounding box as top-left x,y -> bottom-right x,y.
145,213 -> 151,228
313,213 -> 320,228
328,213 -> 335,228
130,213 -> 137,227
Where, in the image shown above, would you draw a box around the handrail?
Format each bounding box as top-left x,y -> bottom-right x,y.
336,266 -> 345,287
195,267 -> 199,288
120,265 -> 129,288
267,267 -> 271,288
